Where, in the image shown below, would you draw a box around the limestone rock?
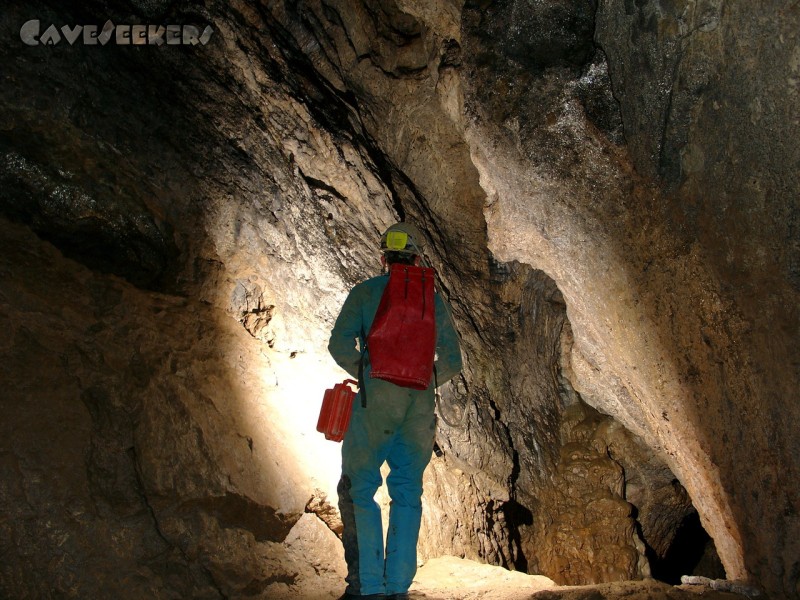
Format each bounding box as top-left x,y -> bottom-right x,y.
413,555 -> 556,599
531,403 -> 646,585
282,513 -> 347,599
0,1 -> 797,599
532,579 -> 756,600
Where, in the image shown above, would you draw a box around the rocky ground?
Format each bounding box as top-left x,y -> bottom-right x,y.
316,556 -> 760,600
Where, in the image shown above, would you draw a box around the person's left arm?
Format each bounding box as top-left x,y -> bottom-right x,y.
328,287 -> 364,379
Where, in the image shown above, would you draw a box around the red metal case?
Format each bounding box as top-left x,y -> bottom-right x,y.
316,379 -> 358,442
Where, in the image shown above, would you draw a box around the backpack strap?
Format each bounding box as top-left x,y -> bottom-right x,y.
359,327 -> 368,408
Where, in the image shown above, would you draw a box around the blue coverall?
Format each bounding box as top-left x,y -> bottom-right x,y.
328,272 -> 462,596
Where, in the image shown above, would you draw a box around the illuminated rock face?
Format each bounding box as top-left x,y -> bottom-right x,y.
0,2 -> 798,600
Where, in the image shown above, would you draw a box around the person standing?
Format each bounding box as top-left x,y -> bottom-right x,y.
328,222 -> 463,600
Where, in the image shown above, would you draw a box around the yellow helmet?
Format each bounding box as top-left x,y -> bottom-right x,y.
380,222 -> 425,255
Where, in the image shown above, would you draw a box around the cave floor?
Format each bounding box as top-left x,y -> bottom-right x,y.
368,556 -> 756,600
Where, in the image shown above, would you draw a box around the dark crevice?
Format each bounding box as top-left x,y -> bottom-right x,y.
298,169 -> 348,202
650,511 -> 725,584
617,452 -> 725,585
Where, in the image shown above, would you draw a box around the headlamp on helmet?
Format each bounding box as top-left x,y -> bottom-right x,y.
380,222 -> 424,256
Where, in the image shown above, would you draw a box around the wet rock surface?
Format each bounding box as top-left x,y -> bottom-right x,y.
0,1 -> 798,599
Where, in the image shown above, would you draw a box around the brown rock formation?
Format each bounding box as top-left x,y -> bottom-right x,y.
0,1 -> 797,599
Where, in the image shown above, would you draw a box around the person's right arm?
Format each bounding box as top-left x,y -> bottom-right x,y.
434,294 -> 462,384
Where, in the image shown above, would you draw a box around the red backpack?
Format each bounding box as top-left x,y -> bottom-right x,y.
366,263 -> 437,390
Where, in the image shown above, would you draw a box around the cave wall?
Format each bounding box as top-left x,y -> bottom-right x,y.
1,1 -> 392,596
458,0 -> 799,596
0,219 -> 344,598
0,0 -> 798,599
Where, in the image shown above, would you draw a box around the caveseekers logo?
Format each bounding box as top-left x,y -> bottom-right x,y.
20,19 -> 214,46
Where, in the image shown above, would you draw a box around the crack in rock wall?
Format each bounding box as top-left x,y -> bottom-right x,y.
0,1 -> 797,599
